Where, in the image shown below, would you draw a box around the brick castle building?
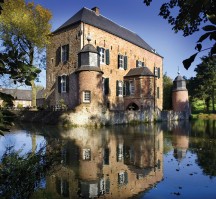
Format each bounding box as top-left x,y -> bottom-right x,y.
46,7 -> 163,112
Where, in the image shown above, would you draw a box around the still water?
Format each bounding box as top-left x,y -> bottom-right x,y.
0,120 -> 216,199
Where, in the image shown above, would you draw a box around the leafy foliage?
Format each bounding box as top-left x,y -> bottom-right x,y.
188,56 -> 216,112
163,73 -> 173,110
0,140 -> 62,199
0,0 -> 52,134
0,0 -> 52,107
143,0 -> 216,69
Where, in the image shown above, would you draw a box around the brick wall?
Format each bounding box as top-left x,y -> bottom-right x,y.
172,90 -> 189,112
83,23 -> 163,110
46,21 -> 163,110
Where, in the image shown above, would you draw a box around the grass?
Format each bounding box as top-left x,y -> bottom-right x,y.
191,99 -> 216,120
191,99 -> 215,114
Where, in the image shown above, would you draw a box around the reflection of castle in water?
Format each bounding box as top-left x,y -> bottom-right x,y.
172,122 -> 190,162
34,126 -> 163,199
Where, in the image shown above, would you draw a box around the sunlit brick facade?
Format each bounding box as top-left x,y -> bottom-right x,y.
46,7 -> 163,111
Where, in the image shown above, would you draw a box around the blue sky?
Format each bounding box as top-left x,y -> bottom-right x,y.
28,0 -> 211,87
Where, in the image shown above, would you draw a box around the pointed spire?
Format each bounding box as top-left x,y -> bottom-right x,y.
177,66 -> 180,75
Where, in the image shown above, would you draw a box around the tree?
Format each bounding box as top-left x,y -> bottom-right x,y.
143,0 -> 216,69
0,0 -> 52,134
0,0 -> 52,107
188,56 -> 216,112
0,49 -> 41,135
163,73 -> 173,110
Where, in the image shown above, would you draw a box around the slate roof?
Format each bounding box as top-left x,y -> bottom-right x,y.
79,44 -> 98,53
124,67 -> 154,77
36,88 -> 45,99
174,75 -> 185,81
54,7 -> 161,56
1,89 -> 32,101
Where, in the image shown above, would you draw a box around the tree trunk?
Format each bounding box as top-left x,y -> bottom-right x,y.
29,47 -> 37,108
31,80 -> 36,107
205,97 -> 210,113
212,87 -> 215,113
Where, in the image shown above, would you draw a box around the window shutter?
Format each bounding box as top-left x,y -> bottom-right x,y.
142,62 -> 145,67
118,55 -> 120,69
97,46 -> 100,53
56,47 -> 61,66
66,75 -> 69,93
126,81 -> 130,96
157,87 -> 160,99
105,178 -> 110,193
123,82 -> 126,96
124,172 -> 128,184
136,60 -> 138,68
66,44 -> 69,61
116,80 -> 119,96
124,56 -> 128,70
104,78 -> 109,95
105,49 -> 110,65
58,76 -> 61,93
158,67 -> 160,78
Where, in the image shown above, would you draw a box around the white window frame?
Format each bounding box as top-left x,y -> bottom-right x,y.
82,148 -> 91,160
99,47 -> 105,64
118,81 -> 123,97
119,55 -> 124,69
83,90 -> 91,103
61,45 -> 68,63
118,171 -> 125,185
61,75 -> 67,93
137,60 -> 143,68
130,80 -> 135,95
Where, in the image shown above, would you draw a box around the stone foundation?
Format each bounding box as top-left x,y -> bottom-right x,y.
17,108 -> 190,127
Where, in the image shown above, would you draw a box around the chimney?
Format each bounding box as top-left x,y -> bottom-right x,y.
91,7 -> 100,16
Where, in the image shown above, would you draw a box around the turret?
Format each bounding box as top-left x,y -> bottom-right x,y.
172,71 -> 189,112
76,37 -> 103,110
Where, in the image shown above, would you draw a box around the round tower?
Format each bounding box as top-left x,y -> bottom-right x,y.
76,40 -> 103,110
172,71 -> 189,112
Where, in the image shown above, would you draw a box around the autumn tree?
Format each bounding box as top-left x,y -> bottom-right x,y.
0,0 -> 52,134
143,0 -> 216,69
0,0 -> 52,107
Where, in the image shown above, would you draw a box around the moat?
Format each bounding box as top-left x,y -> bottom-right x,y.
0,120 -> 216,199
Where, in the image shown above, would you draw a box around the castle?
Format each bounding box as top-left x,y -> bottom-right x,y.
46,7 -> 163,113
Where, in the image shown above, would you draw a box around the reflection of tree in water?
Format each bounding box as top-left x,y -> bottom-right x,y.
192,139 -> 216,177
190,120 -> 216,177
190,120 -> 216,139
0,140 -> 62,199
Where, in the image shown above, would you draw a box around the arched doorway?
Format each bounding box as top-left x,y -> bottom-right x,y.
126,102 -> 139,111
